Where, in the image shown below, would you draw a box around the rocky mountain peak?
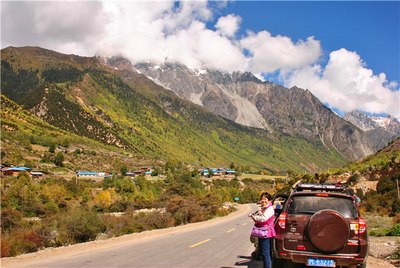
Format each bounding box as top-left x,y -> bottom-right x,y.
104,56 -> 133,70
344,111 -> 400,135
344,111 -> 379,131
232,71 -> 262,83
104,57 -> 399,161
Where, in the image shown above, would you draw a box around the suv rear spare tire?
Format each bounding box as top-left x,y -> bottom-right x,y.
307,209 -> 350,253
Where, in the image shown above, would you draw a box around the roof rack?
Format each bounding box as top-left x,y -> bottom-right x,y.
294,183 -> 347,193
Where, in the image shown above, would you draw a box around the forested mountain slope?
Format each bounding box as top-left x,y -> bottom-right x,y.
1,46 -> 352,172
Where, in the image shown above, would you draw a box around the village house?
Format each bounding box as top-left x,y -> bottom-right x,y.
76,171 -> 111,178
200,167 -> 237,178
128,167 -> 154,177
1,166 -> 32,176
30,171 -> 44,178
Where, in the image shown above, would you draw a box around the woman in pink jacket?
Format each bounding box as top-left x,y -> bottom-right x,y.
249,192 -> 276,268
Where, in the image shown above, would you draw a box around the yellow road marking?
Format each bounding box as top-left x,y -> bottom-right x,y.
226,228 -> 236,233
189,239 -> 211,248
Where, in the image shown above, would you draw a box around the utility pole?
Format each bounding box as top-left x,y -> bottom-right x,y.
397,179 -> 400,200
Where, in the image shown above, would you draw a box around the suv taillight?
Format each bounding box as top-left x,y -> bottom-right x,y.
278,212 -> 287,229
358,217 -> 366,234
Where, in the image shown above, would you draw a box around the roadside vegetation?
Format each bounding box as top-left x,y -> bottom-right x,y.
0,161 -> 279,257
2,160 -> 399,257
2,139 -> 399,258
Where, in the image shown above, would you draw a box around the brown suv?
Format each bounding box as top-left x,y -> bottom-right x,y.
272,183 -> 368,268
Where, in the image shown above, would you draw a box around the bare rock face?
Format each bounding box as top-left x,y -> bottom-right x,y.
344,111 -> 400,136
106,59 -> 398,161
344,111 -> 400,153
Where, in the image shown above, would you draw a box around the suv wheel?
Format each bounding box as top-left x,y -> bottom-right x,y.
282,260 -> 302,268
307,209 -> 350,253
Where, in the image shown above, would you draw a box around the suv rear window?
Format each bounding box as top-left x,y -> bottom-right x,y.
287,195 -> 357,218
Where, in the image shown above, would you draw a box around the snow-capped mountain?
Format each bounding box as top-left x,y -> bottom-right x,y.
344,111 -> 400,136
105,58 -> 399,161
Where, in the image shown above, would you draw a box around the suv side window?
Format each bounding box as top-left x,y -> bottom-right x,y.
287,196 -> 357,218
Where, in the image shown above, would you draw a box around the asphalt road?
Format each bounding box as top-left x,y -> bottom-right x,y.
2,204 -> 263,268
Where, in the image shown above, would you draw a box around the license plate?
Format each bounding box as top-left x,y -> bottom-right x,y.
307,258 -> 335,267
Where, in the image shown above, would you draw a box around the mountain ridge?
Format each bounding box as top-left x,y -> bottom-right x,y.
344,110 -> 400,133
113,60 -> 396,161
1,46 -> 394,173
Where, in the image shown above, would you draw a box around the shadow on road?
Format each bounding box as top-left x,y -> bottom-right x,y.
221,255 -> 263,268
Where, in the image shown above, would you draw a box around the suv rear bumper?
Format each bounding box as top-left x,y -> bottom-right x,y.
273,240 -> 368,267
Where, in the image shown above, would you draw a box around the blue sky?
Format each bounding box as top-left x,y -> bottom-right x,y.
219,1 -> 399,84
1,0 -> 399,117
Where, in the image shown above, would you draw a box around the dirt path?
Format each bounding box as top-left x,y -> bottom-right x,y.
368,236 -> 400,268
368,256 -> 396,268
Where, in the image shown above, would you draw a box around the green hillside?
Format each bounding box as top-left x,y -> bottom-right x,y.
1,46 -> 348,173
344,137 -> 400,174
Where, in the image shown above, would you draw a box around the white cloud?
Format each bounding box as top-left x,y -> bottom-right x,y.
96,1 -> 247,72
163,21 -> 247,72
1,1 -> 398,117
284,48 -> 400,117
240,31 -> 322,74
1,1 -> 108,56
97,1 -> 170,63
215,14 -> 241,37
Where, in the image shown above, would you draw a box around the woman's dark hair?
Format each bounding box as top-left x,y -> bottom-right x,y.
260,192 -> 272,201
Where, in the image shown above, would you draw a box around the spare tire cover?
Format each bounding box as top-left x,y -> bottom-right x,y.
307,209 -> 350,253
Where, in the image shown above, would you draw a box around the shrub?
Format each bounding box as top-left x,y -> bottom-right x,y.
368,228 -> 387,237
391,248 -> 400,260
386,223 -> 400,236
1,226 -> 45,257
102,210 -> 174,238
49,143 -> 56,153
1,207 -> 23,231
377,176 -> 396,194
365,214 -> 393,230
54,152 -> 64,167
392,199 -> 400,216
347,174 -> 360,185
53,207 -> 106,244
102,214 -> 132,237
393,214 -> 400,224
140,211 -> 174,230
1,236 -> 11,257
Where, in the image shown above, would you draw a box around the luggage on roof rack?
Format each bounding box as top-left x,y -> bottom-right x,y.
294,183 -> 347,192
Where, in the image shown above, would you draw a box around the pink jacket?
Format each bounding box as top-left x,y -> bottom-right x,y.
253,203 -> 276,238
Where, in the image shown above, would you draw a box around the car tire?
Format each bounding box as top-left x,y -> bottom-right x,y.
282,260 -> 302,268
307,209 -> 350,253
272,257 -> 285,267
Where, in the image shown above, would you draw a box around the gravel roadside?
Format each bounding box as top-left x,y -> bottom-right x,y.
368,236 -> 400,268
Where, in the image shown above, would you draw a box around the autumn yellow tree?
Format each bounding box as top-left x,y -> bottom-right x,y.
93,189 -> 118,210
